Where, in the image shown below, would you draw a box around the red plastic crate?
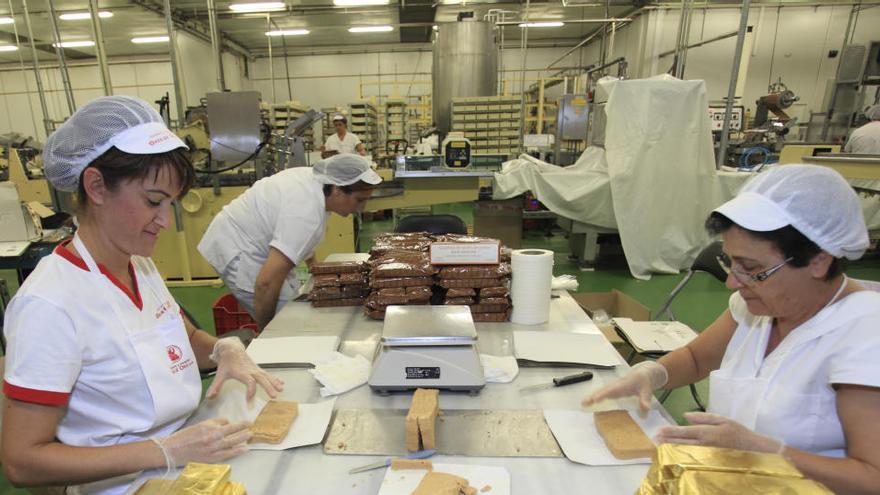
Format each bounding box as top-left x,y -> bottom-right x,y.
212,294 -> 257,336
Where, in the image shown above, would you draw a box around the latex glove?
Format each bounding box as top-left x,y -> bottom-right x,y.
151,418 -> 252,472
655,412 -> 785,454
581,361 -> 668,414
207,338 -> 284,402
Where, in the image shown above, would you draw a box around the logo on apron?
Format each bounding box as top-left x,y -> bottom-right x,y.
167,345 -> 182,363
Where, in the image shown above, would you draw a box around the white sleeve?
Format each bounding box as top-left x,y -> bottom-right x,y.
3,294 -> 82,405
269,210 -> 323,265
727,292 -> 749,324
827,316 -> 880,388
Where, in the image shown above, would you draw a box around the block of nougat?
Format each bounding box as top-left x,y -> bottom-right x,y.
390,458 -> 434,471
310,297 -> 365,308
405,388 -> 440,452
250,400 -> 299,444
594,410 -> 655,460
411,471 -> 473,495
310,261 -> 366,274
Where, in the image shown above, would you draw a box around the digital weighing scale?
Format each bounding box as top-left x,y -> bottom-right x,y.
368,305 -> 485,394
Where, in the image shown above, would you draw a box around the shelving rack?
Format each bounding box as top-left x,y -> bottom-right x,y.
450,96 -> 522,158
349,101 -> 379,155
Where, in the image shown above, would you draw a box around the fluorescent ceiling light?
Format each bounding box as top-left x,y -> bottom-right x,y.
59,11 -> 113,20
348,25 -> 393,33
229,2 -> 285,12
334,0 -> 390,6
131,36 -> 170,44
0,45 -> 18,52
266,29 -> 309,36
0,16 -> 14,24
52,40 -> 95,48
519,21 -> 564,28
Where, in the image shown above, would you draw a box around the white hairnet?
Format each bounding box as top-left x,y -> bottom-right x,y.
43,95 -> 187,192
313,153 -> 382,186
865,105 -> 880,121
713,164 -> 869,260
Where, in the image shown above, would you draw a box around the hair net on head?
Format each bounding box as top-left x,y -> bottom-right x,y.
313,153 -> 382,186
865,105 -> 880,121
43,95 -> 187,192
713,164 -> 869,260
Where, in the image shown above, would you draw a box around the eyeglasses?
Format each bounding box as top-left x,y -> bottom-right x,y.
716,253 -> 793,285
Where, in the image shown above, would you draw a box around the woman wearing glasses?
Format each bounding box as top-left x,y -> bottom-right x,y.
583,165 -> 880,493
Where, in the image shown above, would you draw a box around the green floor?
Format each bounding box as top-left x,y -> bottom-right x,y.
1,202 -> 878,493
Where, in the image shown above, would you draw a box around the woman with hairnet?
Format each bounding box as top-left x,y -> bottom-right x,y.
198,153 -> 381,329
1,96 -> 283,494
583,165 -> 880,493
844,105 -> 880,154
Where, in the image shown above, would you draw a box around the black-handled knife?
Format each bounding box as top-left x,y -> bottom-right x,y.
519,371 -> 594,394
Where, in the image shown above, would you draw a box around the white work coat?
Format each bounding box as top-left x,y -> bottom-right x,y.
323,131 -> 363,154
198,167 -> 330,300
844,121 -> 880,154
708,289 -> 880,457
3,235 -> 202,494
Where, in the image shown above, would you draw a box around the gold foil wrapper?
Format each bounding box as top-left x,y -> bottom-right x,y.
634,477 -> 665,495
133,479 -> 175,495
219,481 -> 248,495
671,470 -> 833,495
168,463 -> 232,494
654,444 -> 802,482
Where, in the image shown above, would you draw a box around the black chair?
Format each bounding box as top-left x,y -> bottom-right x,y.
654,241 -> 727,321
396,214 -> 468,235
0,278 -> 9,354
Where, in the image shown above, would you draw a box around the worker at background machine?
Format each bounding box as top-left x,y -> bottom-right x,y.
1,96 -> 282,494
583,165 -> 880,494
198,153 -> 381,329
845,105 -> 880,154
320,114 -> 367,158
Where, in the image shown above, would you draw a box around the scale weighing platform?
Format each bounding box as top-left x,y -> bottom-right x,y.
368,305 -> 485,394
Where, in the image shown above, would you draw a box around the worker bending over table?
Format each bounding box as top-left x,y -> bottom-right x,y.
198,153 -> 381,329
584,165 -> 880,494
1,96 -> 282,494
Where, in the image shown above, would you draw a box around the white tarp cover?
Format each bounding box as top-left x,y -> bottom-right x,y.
493,75 -> 880,279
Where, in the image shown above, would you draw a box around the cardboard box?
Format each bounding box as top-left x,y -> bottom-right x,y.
569,290 -> 651,357
474,199 -> 522,249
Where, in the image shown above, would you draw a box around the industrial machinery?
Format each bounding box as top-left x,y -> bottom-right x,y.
718,80 -> 801,169
432,17 -> 498,135
369,305 -> 485,394
554,94 -> 590,165
441,132 -> 472,168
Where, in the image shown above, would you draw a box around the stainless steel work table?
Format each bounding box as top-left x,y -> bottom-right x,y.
220,291 -> 669,494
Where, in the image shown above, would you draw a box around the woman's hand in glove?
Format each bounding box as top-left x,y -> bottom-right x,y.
206,338 -> 284,401
582,361 -> 669,414
655,412 -> 784,453
151,418 -> 252,469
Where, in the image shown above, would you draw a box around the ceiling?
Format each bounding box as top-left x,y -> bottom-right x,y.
0,0 -> 642,64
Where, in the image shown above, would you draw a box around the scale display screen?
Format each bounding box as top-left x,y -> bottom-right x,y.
406,367 -> 441,380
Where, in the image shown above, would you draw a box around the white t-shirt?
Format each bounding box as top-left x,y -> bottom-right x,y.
198,167 -> 330,299
844,121 -> 880,154
323,131 -> 362,154
709,290 -> 880,456
3,242 -> 201,494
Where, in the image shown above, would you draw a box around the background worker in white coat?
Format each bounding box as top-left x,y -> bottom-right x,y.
583,165 -> 880,494
320,114 -> 367,158
844,105 -> 880,154
198,153 -> 381,329
1,96 -> 283,494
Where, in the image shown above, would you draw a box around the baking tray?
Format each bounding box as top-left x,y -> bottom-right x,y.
324,409 -> 563,458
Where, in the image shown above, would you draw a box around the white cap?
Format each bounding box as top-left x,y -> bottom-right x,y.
43,96 -> 188,192
713,164 -> 869,260
332,114 -> 347,122
313,153 -> 382,186
866,105 -> 880,121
